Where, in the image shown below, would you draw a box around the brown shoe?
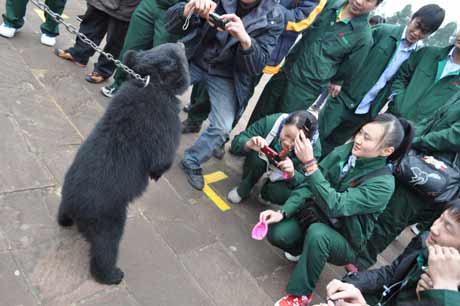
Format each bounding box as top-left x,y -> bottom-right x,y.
54,48 -> 86,67
85,71 -> 108,84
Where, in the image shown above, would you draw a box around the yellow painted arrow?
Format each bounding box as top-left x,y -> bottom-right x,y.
203,171 -> 231,211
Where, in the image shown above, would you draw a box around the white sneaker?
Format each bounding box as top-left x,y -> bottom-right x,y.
284,252 -> 300,262
0,23 -> 20,38
40,34 -> 56,46
227,187 -> 243,204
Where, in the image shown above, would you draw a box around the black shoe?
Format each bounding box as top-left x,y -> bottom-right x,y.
182,104 -> 192,113
212,145 -> 226,160
180,160 -> 204,190
182,119 -> 202,134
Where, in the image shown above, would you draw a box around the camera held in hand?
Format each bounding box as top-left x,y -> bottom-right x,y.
209,12 -> 228,30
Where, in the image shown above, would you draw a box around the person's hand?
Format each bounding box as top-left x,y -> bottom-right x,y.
416,273 -> 433,300
220,14 -> 251,49
328,83 -> 342,98
277,157 -> 295,178
427,245 -> 460,291
184,0 -> 217,19
259,209 -> 284,225
294,130 -> 314,164
326,279 -> 367,306
245,136 -> 268,152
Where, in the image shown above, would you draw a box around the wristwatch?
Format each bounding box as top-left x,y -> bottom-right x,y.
277,209 -> 287,219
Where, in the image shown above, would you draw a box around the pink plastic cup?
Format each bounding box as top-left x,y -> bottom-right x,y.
251,221 -> 268,240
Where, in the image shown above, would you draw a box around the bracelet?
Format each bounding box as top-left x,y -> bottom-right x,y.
303,158 -> 317,167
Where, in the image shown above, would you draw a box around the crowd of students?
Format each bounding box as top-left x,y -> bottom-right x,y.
1,0 -> 459,305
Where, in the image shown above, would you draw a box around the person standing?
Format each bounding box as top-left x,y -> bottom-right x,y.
165,0 -> 284,190
0,0 -> 67,46
100,0 -> 182,97
179,0 -> 327,136
247,0 -> 380,125
318,4 -> 445,156
55,0 -> 140,83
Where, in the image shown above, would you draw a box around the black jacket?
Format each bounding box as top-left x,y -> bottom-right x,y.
87,0 -> 140,21
343,233 -> 429,306
165,0 -> 284,116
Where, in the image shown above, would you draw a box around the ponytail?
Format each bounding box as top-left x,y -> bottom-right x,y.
389,118 -> 414,164
372,114 -> 414,164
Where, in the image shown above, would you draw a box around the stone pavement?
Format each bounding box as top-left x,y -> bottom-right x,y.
0,1 -> 414,305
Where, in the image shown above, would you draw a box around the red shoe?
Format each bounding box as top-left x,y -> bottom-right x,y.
274,294 -> 313,306
345,263 -> 359,273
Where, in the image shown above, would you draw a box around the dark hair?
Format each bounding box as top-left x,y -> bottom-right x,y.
411,4 -> 445,34
285,111 -> 318,140
446,199 -> 460,223
356,113 -> 414,164
370,15 -> 386,26
376,0 -> 384,5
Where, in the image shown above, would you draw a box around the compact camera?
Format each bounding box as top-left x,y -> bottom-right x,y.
209,12 -> 228,30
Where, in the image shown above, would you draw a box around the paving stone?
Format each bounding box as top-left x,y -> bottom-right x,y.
13,230 -> 109,306
136,180 -> 216,255
0,113 -> 55,193
39,147 -> 78,186
256,264 -> 295,301
77,287 -> 141,306
0,189 -> 60,250
0,252 -> 37,306
191,194 -> 288,279
120,217 -> 213,306
180,241 -> 274,306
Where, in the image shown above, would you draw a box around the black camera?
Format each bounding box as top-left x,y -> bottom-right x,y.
209,12 -> 228,30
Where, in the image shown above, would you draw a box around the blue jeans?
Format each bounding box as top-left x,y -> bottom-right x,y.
183,64 -> 237,169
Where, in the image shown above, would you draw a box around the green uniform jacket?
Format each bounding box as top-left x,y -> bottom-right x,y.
337,24 -> 406,115
231,113 -> 321,188
412,92 -> 460,167
283,143 -> 395,252
283,0 -> 373,94
420,289 -> 460,306
389,45 -> 460,123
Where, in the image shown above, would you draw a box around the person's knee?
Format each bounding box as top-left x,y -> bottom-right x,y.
304,223 -> 332,250
267,222 -> 300,250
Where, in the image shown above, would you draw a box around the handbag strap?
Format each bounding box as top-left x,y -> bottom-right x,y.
350,166 -> 392,187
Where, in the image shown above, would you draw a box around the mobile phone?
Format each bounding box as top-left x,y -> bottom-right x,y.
261,146 -> 282,163
209,12 -> 227,30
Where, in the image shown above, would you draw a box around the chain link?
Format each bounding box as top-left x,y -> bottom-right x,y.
29,0 -> 149,86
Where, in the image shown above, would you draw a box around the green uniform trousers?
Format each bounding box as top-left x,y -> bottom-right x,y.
3,0 -> 66,36
356,184 -> 444,270
186,74 -> 264,126
318,97 -> 369,158
238,151 -> 294,205
187,83 -> 211,124
268,220 -> 357,296
110,0 -> 178,90
248,71 -> 319,126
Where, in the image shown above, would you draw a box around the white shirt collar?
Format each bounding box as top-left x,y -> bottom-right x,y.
400,26 -> 419,52
448,47 -> 457,63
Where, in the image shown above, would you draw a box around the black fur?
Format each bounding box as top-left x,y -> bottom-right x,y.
57,43 -> 190,285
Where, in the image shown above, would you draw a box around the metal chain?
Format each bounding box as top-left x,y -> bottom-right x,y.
29,0 -> 149,86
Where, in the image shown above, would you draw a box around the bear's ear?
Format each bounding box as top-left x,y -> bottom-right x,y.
123,50 -> 138,69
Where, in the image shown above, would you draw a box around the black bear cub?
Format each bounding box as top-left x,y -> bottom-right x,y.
57,43 -> 190,285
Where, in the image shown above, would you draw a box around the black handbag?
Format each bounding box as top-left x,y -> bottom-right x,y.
394,150 -> 460,203
394,92 -> 460,203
